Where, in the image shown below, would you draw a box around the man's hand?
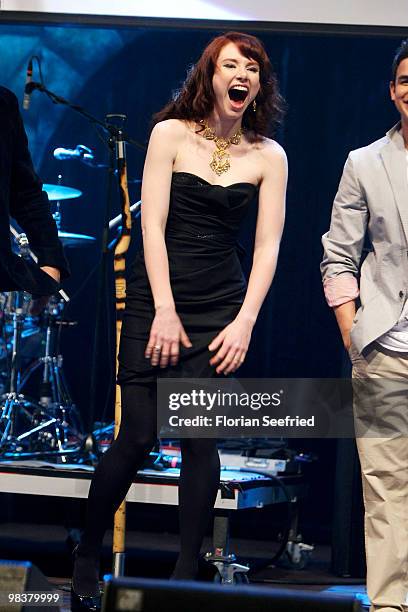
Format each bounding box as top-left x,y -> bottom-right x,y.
40,266 -> 60,283
29,266 -> 61,315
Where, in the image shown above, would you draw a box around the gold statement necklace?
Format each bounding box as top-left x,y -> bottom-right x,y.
200,120 -> 243,176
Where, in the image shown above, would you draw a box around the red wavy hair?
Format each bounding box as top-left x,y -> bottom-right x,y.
152,31 -> 285,142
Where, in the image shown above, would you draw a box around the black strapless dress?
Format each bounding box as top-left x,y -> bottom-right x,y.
117,171 -> 258,383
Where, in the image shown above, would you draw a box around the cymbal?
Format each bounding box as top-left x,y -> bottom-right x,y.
58,231 -> 96,247
43,184 -> 82,201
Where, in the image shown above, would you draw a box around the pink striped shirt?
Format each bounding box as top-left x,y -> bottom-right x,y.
323,273 -> 359,307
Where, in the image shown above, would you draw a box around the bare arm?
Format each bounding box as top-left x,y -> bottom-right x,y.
238,143 -> 287,325
141,121 -> 178,310
209,142 -> 287,374
334,301 -> 356,350
141,120 -> 192,366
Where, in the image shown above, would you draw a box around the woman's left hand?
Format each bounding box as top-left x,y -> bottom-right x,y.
208,317 -> 254,375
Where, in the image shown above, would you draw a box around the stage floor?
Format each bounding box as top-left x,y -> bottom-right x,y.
0,461 -> 368,609
0,522 -> 369,611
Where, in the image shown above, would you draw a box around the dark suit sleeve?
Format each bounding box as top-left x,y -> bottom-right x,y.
8,90 -> 69,279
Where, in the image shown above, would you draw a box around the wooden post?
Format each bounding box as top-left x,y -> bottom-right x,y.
112,132 -> 132,576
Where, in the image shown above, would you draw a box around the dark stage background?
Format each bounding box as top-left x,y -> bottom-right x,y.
0,18 -> 405,545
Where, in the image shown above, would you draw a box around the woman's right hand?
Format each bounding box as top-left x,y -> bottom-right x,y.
145,305 -> 192,368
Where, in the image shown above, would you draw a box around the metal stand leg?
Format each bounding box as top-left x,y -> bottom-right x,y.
113,553 -> 125,578
0,302 -> 36,452
283,505 -> 314,569
204,515 -> 249,584
0,296 -> 82,459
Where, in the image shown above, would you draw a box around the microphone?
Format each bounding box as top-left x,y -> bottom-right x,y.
53,144 -> 94,165
22,57 -> 33,111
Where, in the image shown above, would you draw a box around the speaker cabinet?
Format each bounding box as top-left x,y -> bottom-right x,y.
0,560 -> 59,612
103,576 -> 362,611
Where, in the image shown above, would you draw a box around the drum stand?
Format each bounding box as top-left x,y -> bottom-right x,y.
0,294 -> 82,460
17,297 -> 82,458
0,293 -> 30,447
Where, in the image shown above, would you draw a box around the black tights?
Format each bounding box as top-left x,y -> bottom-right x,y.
73,383 -> 220,594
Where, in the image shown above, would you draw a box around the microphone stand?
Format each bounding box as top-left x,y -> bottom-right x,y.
25,80 -> 145,428
27,82 -> 143,576
25,82 -> 145,153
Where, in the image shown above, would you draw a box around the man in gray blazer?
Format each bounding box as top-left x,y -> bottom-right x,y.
321,40 -> 408,612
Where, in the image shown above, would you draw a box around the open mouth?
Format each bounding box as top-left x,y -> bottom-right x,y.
228,86 -> 248,103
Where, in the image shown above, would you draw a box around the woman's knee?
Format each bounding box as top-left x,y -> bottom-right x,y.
112,429 -> 156,461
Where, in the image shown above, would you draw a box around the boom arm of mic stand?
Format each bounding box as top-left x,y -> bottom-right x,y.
26,82 -> 146,152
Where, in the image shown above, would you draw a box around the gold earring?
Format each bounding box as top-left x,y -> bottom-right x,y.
252,99 -> 257,112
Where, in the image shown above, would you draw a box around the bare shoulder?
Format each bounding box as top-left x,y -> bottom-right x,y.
257,137 -> 287,164
148,120 -> 188,163
150,119 -> 188,140
253,138 -> 287,184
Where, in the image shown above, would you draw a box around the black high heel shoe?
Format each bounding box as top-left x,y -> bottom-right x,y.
70,585 -> 101,612
71,545 -> 102,611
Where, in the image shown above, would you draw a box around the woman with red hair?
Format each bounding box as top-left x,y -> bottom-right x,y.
72,31 -> 287,609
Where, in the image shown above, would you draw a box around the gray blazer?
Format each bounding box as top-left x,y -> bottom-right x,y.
321,123 -> 408,353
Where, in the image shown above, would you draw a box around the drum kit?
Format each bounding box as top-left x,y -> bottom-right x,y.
0,182 -> 95,461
